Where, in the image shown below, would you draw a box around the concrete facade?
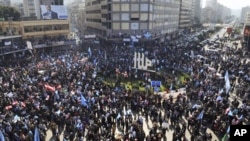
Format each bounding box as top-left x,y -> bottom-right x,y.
241,6 -> 250,23
0,20 -> 70,39
85,0 -> 180,40
179,0 -> 192,29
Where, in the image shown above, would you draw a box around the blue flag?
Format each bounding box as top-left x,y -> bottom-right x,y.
197,110 -> 205,120
81,95 -> 88,108
0,130 -> 5,141
88,47 -> 92,57
34,127 -> 40,141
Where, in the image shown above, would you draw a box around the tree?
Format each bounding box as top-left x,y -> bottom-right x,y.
0,5 -> 21,21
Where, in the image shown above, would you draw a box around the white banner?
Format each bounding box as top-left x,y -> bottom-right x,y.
4,41 -> 11,46
26,41 -> 33,50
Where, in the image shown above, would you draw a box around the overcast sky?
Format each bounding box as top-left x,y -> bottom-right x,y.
11,0 -> 250,9
203,0 -> 250,9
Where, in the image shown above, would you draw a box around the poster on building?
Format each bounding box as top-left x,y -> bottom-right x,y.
41,5 -> 68,20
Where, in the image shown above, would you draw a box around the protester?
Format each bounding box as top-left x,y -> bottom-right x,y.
0,28 -> 249,141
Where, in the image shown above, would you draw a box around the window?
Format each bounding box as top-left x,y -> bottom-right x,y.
140,4 -> 148,11
121,13 -> 129,21
131,4 -> 139,11
121,4 -> 129,11
112,4 -> 120,11
121,23 -> 129,29
113,13 -> 120,20
113,23 -> 120,30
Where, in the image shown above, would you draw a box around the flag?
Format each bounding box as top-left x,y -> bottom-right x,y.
34,127 -> 40,141
224,70 -> 231,94
222,133 -> 229,141
197,110 -> 205,120
116,113 -> 121,119
88,47 -> 92,57
26,41 -> 33,50
170,83 -> 173,90
81,95 -> 88,108
226,126 -> 230,134
0,130 -> 5,141
44,84 -> 55,92
104,51 -> 107,60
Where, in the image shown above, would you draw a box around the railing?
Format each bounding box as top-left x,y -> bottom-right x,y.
0,40 -> 76,56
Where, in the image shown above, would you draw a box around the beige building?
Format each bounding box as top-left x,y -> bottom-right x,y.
85,0 -> 180,41
0,20 -> 70,39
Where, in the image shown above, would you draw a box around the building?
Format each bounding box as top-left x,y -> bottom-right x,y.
85,0 -> 180,43
202,0 -> 231,24
23,0 -> 42,19
0,19 -> 73,58
241,6 -> 250,24
179,0 -> 192,30
11,2 -> 25,17
243,12 -> 250,51
191,0 -> 202,26
0,20 -> 70,39
41,0 -> 64,5
68,0 -> 86,32
0,0 -> 10,6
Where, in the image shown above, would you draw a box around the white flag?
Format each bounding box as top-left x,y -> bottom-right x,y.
224,71 -> 231,94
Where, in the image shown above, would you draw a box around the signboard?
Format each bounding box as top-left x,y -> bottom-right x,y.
41,5 -> 68,20
151,81 -> 161,87
4,41 -> 11,46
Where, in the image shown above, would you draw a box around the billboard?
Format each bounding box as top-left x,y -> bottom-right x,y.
41,5 -> 68,20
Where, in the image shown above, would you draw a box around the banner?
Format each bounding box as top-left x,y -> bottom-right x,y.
26,41 -> 33,50
4,41 -> 11,46
41,5 -> 68,20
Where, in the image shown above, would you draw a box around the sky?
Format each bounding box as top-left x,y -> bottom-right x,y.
10,0 -> 250,9
203,0 -> 250,9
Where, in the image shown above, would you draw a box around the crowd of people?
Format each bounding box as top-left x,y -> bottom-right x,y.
0,26 -> 249,141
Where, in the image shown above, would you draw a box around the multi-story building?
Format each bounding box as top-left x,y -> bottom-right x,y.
41,0 -> 64,5
0,20 -> 70,39
202,0 -> 231,24
85,0 -> 180,42
191,0 -> 202,26
241,6 -> 250,24
11,3 -> 25,17
243,12 -> 250,51
0,0 -> 10,6
23,0 -> 41,19
179,0 -> 192,30
68,0 -> 86,32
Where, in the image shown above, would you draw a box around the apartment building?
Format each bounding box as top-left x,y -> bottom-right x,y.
243,12 -> 250,51
85,0 -> 180,42
179,0 -> 192,29
191,0 -> 202,26
241,6 -> 250,24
